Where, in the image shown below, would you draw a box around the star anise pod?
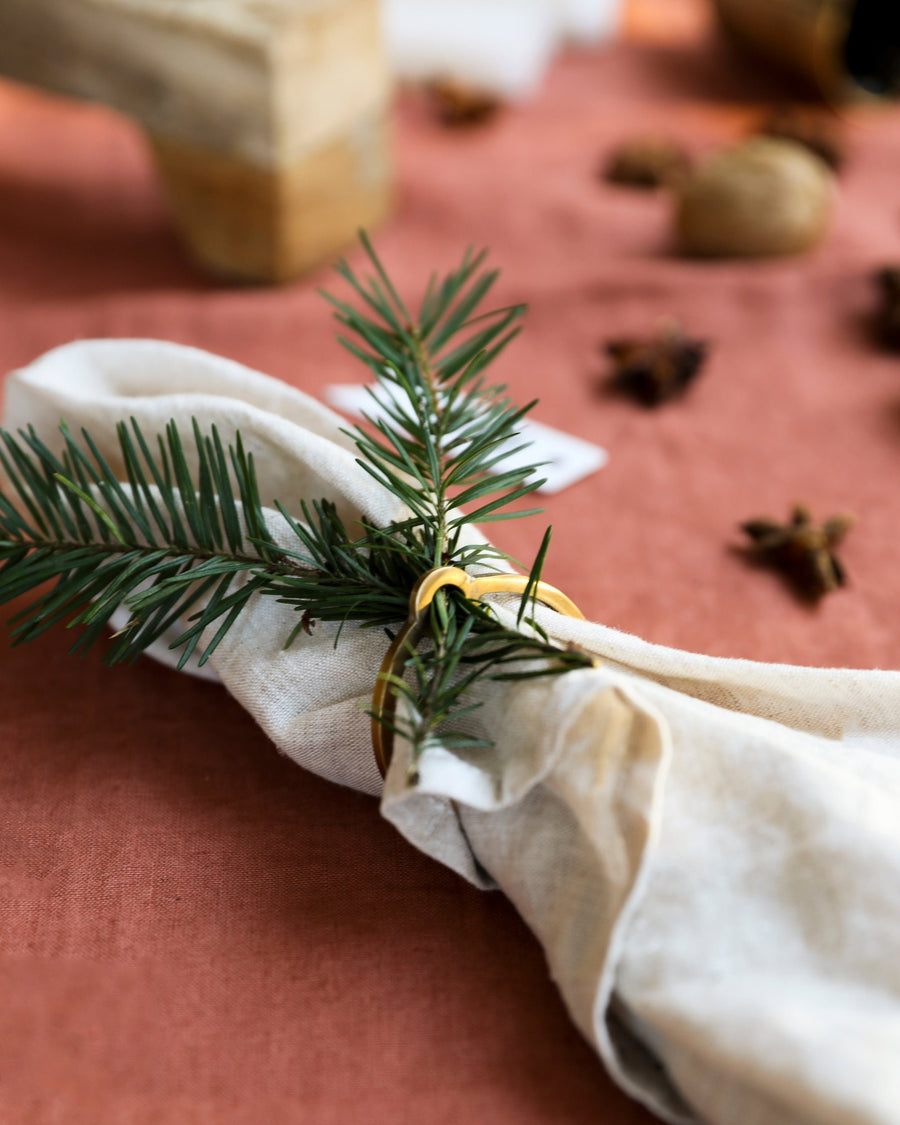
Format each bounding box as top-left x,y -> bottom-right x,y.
874,267 -> 900,348
426,78 -> 501,127
756,105 -> 845,172
604,322 -> 708,406
604,137 -> 690,189
740,505 -> 854,600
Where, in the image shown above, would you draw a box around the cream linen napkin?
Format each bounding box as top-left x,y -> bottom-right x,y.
6,339 -> 900,1125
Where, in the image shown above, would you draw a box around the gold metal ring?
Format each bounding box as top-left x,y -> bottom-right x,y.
371,566 -> 586,778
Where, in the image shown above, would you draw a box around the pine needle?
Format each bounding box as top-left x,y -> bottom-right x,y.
0,236 -> 593,763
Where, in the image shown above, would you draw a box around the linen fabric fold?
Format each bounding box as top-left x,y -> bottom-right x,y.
6,340 -> 900,1125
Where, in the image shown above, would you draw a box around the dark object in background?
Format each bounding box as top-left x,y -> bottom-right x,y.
604,137 -> 691,189
426,78 -> 501,127
845,0 -> 900,98
605,322 -> 708,406
740,505 -> 854,601
874,267 -> 900,348
757,105 -> 845,172
714,0 -> 900,101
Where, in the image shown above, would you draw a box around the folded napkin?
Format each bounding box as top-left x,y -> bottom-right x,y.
7,339 -> 900,1125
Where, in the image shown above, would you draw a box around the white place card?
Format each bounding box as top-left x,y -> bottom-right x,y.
324,383 -> 608,495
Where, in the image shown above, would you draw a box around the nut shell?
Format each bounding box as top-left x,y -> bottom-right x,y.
675,138 -> 834,258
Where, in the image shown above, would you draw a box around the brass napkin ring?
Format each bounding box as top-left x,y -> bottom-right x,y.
371,566 -> 586,777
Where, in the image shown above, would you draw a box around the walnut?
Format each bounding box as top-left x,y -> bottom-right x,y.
675,138 -> 834,258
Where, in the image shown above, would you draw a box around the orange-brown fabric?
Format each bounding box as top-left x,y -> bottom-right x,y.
3,4 -> 900,1121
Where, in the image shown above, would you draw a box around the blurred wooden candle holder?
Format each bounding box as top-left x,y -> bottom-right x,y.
0,0 -> 393,282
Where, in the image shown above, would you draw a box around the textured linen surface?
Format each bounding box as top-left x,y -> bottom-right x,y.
5,3 -> 900,1123
8,340 -> 900,1125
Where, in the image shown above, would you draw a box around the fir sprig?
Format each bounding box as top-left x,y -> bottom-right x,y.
0,236 -> 593,767
326,233 -> 545,570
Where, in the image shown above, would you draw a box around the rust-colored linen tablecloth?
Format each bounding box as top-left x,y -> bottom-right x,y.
3,4 -> 900,1122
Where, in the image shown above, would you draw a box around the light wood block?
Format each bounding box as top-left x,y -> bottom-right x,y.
0,0 -> 394,281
